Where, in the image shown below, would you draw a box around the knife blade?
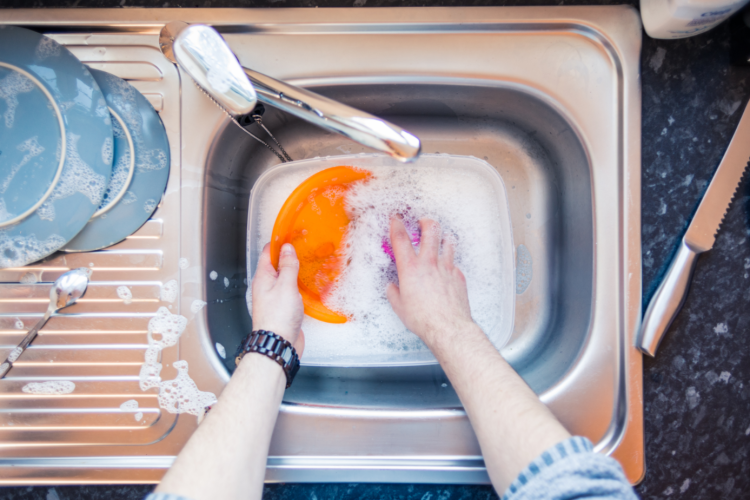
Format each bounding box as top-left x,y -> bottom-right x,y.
638,99 -> 750,357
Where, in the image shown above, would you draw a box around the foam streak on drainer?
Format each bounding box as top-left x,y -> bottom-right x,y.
117,285 -> 132,304
22,381 -> 75,395
119,399 -> 142,421
139,307 -> 217,418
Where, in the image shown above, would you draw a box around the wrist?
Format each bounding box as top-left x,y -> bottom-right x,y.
250,324 -> 298,345
428,321 -> 492,360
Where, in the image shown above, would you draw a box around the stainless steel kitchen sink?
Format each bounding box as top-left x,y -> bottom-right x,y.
0,7 -> 644,485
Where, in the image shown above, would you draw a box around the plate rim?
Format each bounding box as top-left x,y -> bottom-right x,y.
93,106 -> 136,217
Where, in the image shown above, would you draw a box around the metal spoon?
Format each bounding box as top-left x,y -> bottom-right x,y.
0,268 -> 91,379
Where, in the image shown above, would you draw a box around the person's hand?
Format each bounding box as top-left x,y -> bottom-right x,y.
386,217 -> 475,349
251,243 -> 305,356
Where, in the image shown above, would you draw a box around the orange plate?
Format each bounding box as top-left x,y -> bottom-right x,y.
270,166 -> 371,323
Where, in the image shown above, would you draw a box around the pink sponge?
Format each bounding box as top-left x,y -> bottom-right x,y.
382,218 -> 421,261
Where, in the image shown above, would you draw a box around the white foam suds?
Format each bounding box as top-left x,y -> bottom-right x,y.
215,342 -> 226,359
101,136 -> 113,166
190,299 -> 206,314
34,36 -> 61,60
157,360 -> 217,416
117,286 -> 132,304
223,277 -> 229,288
37,133 -> 108,222
122,191 -> 137,205
0,70 -> 35,128
119,399 -> 138,411
209,271 -> 218,281
134,411 -> 143,421
22,381 -> 75,395
14,318 -> 23,330
160,280 -> 177,303
137,149 -> 168,172
1,136 -> 45,196
7,346 -> 23,363
138,307 -> 217,417
144,198 -> 157,214
20,272 -> 37,284
0,230 -> 66,268
252,164 -> 508,361
139,307 -> 187,391
178,258 -> 189,269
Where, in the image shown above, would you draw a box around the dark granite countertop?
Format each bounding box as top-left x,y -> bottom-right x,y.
0,1 -> 749,499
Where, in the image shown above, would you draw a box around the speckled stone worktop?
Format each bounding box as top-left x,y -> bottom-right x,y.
0,1 -> 749,499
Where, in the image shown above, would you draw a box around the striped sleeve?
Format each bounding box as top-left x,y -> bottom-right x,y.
144,494 -> 192,500
502,436 -> 639,500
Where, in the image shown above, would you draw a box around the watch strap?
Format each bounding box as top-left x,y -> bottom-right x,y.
235,330 -> 300,388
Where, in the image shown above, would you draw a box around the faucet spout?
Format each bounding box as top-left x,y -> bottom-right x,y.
161,22 -> 421,162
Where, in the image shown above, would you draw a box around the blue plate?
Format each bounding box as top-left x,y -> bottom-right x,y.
64,69 -> 170,252
0,26 -> 112,268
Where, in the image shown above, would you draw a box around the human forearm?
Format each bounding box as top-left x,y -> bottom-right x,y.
429,322 -> 571,493
155,354 -> 285,500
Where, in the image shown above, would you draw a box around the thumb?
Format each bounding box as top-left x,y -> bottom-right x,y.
276,243 -> 300,289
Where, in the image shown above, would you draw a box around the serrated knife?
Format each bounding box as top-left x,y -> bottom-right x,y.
638,100 -> 750,357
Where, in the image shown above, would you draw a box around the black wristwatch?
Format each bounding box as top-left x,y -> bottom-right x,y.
235,330 -> 300,388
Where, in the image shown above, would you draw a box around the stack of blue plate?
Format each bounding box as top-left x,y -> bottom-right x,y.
0,26 -> 170,268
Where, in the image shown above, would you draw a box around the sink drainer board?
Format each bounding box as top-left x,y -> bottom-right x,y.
0,7 -> 643,485
246,153 -> 516,367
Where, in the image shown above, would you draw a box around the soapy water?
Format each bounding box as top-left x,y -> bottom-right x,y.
37,133 -> 108,222
101,136 -> 113,166
1,136 -> 46,196
157,360 -> 217,417
178,258 -> 189,270
0,230 -> 65,268
122,191 -> 137,205
117,285 -> 132,304
119,399 -> 138,411
0,69 -> 35,129
14,318 -> 23,329
119,400 -> 143,421
138,307 -> 217,417
143,198 -> 157,214
34,36 -> 62,61
22,380 -> 75,395
160,279 -> 177,303
253,164 -> 508,360
190,299 -> 206,314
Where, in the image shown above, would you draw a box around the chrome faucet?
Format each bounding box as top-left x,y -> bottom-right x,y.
159,21 -> 421,162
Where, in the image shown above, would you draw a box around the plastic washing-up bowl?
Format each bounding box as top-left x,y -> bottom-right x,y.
247,153 -> 515,367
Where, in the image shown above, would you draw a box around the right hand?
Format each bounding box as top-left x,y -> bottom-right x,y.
386,217 -> 475,349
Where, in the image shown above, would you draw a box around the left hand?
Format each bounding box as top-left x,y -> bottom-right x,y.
251,243 -> 305,356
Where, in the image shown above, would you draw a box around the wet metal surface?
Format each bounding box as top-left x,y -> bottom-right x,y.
0,7 -> 643,485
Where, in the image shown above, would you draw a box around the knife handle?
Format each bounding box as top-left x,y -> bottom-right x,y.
637,240 -> 699,357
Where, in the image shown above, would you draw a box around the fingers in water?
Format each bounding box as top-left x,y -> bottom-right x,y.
440,231 -> 456,269
389,217 -> 417,266
418,218 -> 441,263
